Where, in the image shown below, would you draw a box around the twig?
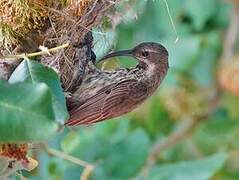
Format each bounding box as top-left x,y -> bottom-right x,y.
0,43 -> 69,60
42,143 -> 94,168
42,144 -> 95,180
140,117 -> 201,175
140,92 -> 220,175
81,165 -> 95,180
140,3 -> 239,176
46,2 -> 109,36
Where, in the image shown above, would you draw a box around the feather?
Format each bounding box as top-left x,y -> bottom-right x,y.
65,80 -> 148,126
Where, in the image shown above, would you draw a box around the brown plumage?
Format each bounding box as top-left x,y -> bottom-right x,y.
65,42 -> 169,126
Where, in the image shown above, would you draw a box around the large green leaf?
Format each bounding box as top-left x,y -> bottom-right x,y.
0,81 -> 58,141
60,119 -> 151,179
147,153 -> 226,180
8,59 -> 69,123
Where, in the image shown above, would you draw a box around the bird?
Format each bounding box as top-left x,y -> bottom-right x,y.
64,42 -> 169,126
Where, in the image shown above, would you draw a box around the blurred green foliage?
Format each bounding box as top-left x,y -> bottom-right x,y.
17,0 -> 239,179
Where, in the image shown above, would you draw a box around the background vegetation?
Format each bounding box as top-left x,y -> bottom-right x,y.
2,0 -> 239,179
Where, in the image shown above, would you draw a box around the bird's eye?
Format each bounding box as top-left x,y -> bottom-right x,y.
141,51 -> 149,57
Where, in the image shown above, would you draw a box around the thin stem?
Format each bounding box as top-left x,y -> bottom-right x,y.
42,144 -> 95,180
140,93 -> 220,175
163,0 -> 179,43
42,144 -> 94,168
140,118 -> 198,175
81,165 -> 95,180
0,43 -> 69,60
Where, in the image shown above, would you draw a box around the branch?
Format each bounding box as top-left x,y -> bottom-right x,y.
140,3 -> 239,175
42,143 -> 93,167
42,143 -> 95,180
140,92 -> 220,175
0,43 -> 69,60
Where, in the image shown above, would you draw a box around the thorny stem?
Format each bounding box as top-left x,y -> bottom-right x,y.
0,43 -> 69,60
42,143 -> 95,179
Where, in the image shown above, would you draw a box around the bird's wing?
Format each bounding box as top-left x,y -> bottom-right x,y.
65,79 -> 148,126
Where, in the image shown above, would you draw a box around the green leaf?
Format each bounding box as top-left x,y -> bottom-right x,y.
61,131 -> 80,154
0,80 -> 58,141
192,31 -> 221,86
93,29 -> 117,60
193,112 -> 239,153
8,59 -> 69,123
147,153 -> 227,180
185,0 -> 217,30
104,128 -> 150,178
165,35 -> 201,70
63,119 -> 151,179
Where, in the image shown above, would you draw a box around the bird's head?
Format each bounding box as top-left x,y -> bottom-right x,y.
98,42 -> 169,68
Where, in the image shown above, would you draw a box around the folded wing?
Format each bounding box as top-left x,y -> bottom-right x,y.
65,79 -> 149,126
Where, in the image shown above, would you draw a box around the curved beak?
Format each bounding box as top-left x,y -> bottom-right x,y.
97,49 -> 133,64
